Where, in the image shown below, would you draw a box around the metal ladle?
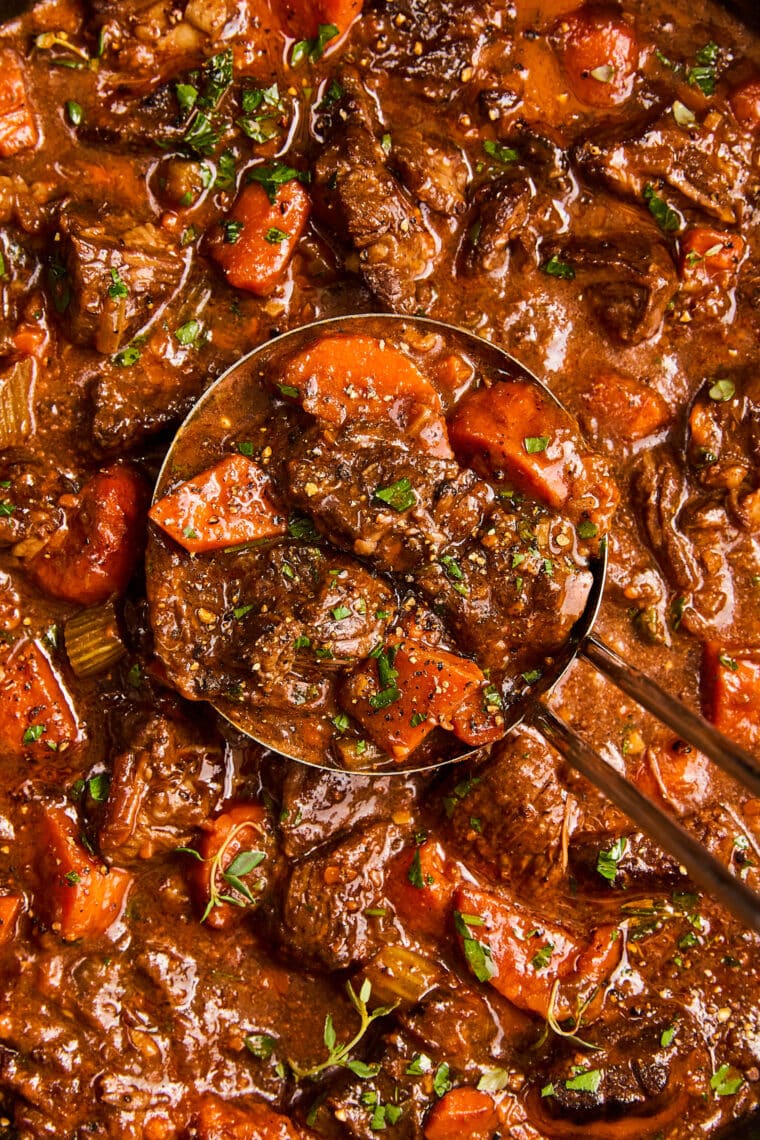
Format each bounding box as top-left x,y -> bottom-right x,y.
148,315 -> 760,934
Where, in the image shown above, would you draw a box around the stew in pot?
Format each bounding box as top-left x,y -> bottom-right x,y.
0,0 -> 759,1136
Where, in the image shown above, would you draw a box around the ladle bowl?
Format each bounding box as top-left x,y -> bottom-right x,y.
147,314 -> 760,934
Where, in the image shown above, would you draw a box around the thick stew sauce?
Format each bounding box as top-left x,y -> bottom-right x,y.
0,0 -> 759,1137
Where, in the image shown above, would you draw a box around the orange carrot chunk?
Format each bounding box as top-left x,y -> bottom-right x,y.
0,638 -> 80,759
193,1092 -> 306,1139
583,371 -> 670,443
277,0 -> 363,39
553,7 -> 639,107
37,805 -> 132,941
0,48 -> 38,157
26,464 -> 148,605
679,227 -> 745,289
386,840 -> 460,938
149,454 -> 287,554
186,804 -> 269,929
730,76 -> 760,131
634,737 -> 710,815
424,1088 -> 499,1140
210,181 -> 310,296
0,894 -> 22,946
341,638 -> 487,761
449,380 -> 577,508
454,884 -> 621,1020
278,333 -> 451,454
702,642 -> 760,753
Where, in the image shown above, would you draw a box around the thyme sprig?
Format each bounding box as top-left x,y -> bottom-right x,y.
289,979 -> 398,1080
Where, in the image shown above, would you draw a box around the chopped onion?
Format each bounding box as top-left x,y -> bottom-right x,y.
360,944 -> 442,1005
64,601 -> 126,678
0,358 -> 36,449
672,100 -> 696,126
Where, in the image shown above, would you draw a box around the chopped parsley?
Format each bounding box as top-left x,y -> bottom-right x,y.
248,162 -> 308,204
245,1033 -> 277,1059
483,139 -> 519,165
373,476 -> 416,512
455,910 -> 497,983
221,220 -> 244,244
175,319 -> 201,346
175,82 -> 198,115
688,42 -> 720,96
107,267 -> 128,299
524,435 -> 548,453
577,520 -> 599,539
531,942 -> 554,970
433,1062 -> 452,1098
65,100 -> 83,126
643,184 -> 680,233
22,724 -> 46,744
477,1068 -> 509,1092
597,836 -> 627,882
291,23 -> 339,66
265,227 -> 291,244
542,253 -> 575,280
565,1069 -> 603,1094
710,1064 -> 743,1097
113,343 -> 142,367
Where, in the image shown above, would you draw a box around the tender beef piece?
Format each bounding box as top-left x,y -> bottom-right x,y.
399,985 -> 515,1074
278,764 -> 422,859
99,712 -> 225,862
462,175 -> 532,274
543,227 -> 677,344
287,421 -> 494,573
0,455 -> 73,555
57,203 -> 186,353
278,822 -> 405,970
416,504 -> 594,679
687,371 -> 760,500
574,111 -> 753,224
313,98 -> 438,313
568,829 -> 683,891
632,447 -> 741,635
388,127 -> 468,216
526,1002 -> 704,1134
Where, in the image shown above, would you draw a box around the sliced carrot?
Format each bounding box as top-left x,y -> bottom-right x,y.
449,380 -> 577,508
451,684 -> 506,747
634,738 -> 710,815
454,885 -> 620,1020
553,7 -> 639,107
0,49 -> 38,157
37,805 -> 132,941
12,322 -> 49,358
702,642 -> 760,752
279,334 -> 450,454
730,76 -> 760,131
210,181 -> 310,296
679,227 -> 745,289
0,638 -> 80,759
186,803 -> 269,929
149,454 -> 287,554
26,464 -> 148,605
424,1087 -> 499,1140
277,0 -> 363,39
0,894 -> 22,946
193,1092 -> 306,1139
583,371 -> 670,443
386,840 -> 460,938
340,638 -> 486,761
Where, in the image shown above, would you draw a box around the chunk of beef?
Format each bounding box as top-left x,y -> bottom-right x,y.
287,421 -> 494,573
278,822 -> 404,970
57,203 -> 187,353
388,127 -> 468,216
526,1002 -> 704,1135
575,111 -> 753,224
462,175 -> 532,274
0,455 -> 73,556
632,446 -> 745,636
687,370 -> 760,498
278,764 -> 422,859
568,828 -> 683,891
543,226 -> 677,344
314,103 -> 438,313
416,504 -> 594,679
99,712 -> 225,862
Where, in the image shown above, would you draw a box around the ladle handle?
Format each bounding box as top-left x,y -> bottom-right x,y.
581,634 -> 760,798
532,703 -> 760,935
